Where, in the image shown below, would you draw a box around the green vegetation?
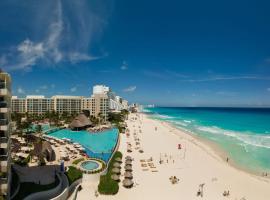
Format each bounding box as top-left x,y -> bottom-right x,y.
98,151 -> 123,195
72,158 -> 85,165
108,110 -> 129,133
14,155 -> 31,166
65,166 -> 83,185
13,176 -> 60,200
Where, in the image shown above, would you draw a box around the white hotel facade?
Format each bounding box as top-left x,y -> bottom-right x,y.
0,71 -> 11,198
11,85 -> 128,121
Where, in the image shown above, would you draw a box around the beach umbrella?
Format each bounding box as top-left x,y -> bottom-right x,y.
125,160 -> 132,165
115,157 -> 122,163
122,179 -> 134,188
124,171 -> 133,179
113,162 -> 121,168
111,174 -> 120,181
112,167 -> 121,174
125,156 -> 132,160
124,165 -> 132,171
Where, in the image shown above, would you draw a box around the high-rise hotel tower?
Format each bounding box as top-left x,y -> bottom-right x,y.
0,70 -> 11,198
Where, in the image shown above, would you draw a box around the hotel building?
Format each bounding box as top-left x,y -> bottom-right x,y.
11,85 -> 127,121
0,71 -> 11,198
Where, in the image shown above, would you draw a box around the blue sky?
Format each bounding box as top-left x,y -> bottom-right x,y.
1,0 -> 270,107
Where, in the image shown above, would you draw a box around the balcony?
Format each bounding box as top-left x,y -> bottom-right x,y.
0,178 -> 7,184
0,137 -> 7,144
0,155 -> 7,161
0,82 -> 5,89
0,119 -> 8,126
0,102 -> 7,108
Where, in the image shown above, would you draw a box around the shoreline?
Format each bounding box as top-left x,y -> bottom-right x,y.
143,112 -> 270,180
77,112 -> 270,200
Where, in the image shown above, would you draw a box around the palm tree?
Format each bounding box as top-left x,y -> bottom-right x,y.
35,124 -> 43,139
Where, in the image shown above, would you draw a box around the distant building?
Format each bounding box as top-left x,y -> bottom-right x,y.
11,96 -> 26,113
51,95 -> 82,114
26,95 -> 53,115
0,70 -> 11,198
11,85 -> 128,122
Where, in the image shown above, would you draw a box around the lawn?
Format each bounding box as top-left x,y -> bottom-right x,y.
98,151 -> 123,195
65,166 -> 83,185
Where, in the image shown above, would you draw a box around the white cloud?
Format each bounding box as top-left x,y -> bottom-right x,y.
70,87 -> 77,93
123,86 -> 136,92
35,89 -> 40,93
121,61 -> 128,70
40,85 -> 48,90
216,91 -> 237,96
1,0 -> 111,71
17,87 -> 25,94
267,88 -> 270,92
184,76 -> 270,82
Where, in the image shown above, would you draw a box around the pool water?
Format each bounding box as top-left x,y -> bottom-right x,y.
81,160 -> 99,170
49,128 -> 119,162
30,124 -> 51,132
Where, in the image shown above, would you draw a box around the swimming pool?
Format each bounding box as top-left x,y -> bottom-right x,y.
81,160 -> 99,170
48,128 -> 119,162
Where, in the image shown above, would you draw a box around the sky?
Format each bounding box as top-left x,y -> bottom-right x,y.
1,0 -> 270,107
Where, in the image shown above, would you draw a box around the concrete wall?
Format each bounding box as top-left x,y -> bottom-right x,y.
50,173 -> 69,200
24,173 -> 68,200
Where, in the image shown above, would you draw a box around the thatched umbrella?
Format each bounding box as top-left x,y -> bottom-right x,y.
113,162 -> 121,168
112,167 -> 121,174
69,113 -> 92,130
122,179 -> 134,188
124,165 -> 132,171
124,171 -> 133,179
125,160 -> 132,165
115,157 -> 122,163
125,156 -> 132,160
111,174 -> 120,181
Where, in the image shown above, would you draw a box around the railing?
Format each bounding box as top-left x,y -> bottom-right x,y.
0,137 -> 8,143
0,177 -> 7,184
0,119 -> 8,126
0,155 -> 8,161
0,102 -> 7,108
0,82 -> 5,89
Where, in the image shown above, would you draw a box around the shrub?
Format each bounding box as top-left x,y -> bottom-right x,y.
97,151 -> 122,195
65,166 -> 83,185
98,175 -> 119,195
14,155 -> 31,166
72,158 -> 84,165
39,157 -> 46,166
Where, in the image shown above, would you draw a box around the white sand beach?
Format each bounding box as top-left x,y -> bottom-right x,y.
77,112 -> 270,200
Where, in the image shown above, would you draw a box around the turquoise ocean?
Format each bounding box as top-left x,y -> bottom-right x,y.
144,107 -> 270,173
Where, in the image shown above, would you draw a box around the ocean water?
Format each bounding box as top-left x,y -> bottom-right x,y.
144,107 -> 270,173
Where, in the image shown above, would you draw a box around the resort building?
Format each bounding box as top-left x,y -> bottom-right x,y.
10,85 -> 128,121
93,85 -> 128,112
51,95 -> 83,114
11,96 -> 26,113
26,95 -> 53,115
0,71 -> 11,198
89,93 -> 109,121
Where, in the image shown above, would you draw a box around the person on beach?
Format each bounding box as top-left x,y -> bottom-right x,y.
226,157 -> 229,162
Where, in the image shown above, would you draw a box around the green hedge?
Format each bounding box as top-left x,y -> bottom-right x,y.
14,155 -> 31,166
98,151 -> 123,195
65,166 -> 83,185
72,158 -> 84,165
